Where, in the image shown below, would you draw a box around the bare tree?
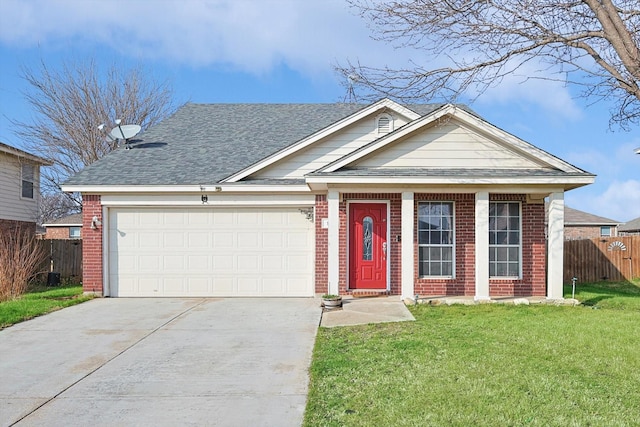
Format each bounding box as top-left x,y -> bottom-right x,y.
0,224 -> 46,301
38,191 -> 81,225
13,59 -> 176,204
341,0 -> 640,128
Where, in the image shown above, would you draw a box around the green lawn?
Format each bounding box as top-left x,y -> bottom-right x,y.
0,285 -> 93,329
304,279 -> 640,426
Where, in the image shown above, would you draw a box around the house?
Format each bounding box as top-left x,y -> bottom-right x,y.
619,216 -> 640,236
61,100 -> 595,300
0,142 -> 51,233
42,213 -> 83,239
561,206 -> 621,240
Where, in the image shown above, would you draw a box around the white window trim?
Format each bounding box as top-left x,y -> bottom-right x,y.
488,201 -> 522,279
21,163 -> 35,200
417,201 -> 456,279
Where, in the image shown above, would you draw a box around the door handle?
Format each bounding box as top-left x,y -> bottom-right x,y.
382,242 -> 387,260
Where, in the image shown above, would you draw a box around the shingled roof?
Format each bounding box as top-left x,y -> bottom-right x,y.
64,103 -> 442,186
564,206 -> 621,225
619,216 -> 640,232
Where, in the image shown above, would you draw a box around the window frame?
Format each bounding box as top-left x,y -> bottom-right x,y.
417,201 -> 455,278
21,163 -> 35,200
600,226 -> 612,237
69,226 -> 81,239
488,201 -> 522,279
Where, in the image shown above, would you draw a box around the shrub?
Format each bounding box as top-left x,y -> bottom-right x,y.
0,225 -> 46,301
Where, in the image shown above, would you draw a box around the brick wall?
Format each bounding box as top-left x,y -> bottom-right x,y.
489,195 -> 546,297
339,193 -> 401,295
0,219 -> 35,234
414,193 -> 475,296
82,195 -> 103,295
316,192 -> 548,298
44,227 -> 81,240
564,225 -> 613,240
314,195 -> 328,294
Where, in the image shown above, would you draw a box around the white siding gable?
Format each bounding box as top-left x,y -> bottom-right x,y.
251,113 -> 412,179
0,152 -> 40,223
353,119 -> 547,170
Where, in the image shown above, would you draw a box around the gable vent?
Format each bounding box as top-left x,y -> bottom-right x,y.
377,115 -> 392,134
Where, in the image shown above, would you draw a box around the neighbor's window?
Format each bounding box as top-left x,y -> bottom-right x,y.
418,202 -> 454,277
600,226 -> 612,237
69,226 -> 81,239
21,164 -> 34,199
489,202 -> 521,277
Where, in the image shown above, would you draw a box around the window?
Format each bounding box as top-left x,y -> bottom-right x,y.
362,216 -> 373,260
600,226 -> 612,237
418,202 -> 454,277
489,202 -> 521,277
21,164 -> 34,199
69,227 -> 81,239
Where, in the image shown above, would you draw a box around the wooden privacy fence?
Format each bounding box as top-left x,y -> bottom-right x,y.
564,236 -> 640,283
37,239 -> 82,282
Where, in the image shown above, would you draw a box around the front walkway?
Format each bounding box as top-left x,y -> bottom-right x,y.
320,296 -> 415,328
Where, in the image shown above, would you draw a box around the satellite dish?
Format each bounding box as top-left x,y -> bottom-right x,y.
109,124 -> 141,141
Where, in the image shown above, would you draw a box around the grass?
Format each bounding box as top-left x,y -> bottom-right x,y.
304,279 -> 640,426
0,284 -> 93,329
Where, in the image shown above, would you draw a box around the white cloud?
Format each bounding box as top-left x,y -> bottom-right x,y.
0,0 -> 403,75
592,180 -> 640,222
475,61 -> 583,121
0,0 -> 613,121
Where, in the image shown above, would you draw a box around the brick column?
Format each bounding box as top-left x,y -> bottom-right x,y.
82,195 -> 103,295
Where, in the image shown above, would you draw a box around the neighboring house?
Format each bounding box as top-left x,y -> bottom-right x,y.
61,99 -> 595,300
42,213 -> 83,239
563,206 -> 621,240
0,142 -> 51,232
619,216 -> 640,236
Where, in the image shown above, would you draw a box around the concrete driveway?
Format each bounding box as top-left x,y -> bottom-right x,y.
0,298 -> 321,427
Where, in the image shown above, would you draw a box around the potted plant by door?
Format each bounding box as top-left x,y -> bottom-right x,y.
321,294 -> 343,309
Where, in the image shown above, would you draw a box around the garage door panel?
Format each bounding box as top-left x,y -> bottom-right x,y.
237,277 -> 259,294
188,232 -> 209,248
164,255 -> 185,271
237,232 -> 258,248
212,277 -> 235,293
287,231 -> 310,247
263,232 -> 283,248
164,232 -> 185,248
188,255 -> 210,270
187,277 -> 209,294
237,211 -> 259,224
138,277 -> 160,294
238,254 -> 259,269
213,255 -> 234,269
139,232 -> 160,248
287,254 -> 312,271
109,207 -> 314,297
138,255 -> 160,271
262,255 -> 284,270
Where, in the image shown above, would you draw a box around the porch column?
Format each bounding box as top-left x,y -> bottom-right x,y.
401,191 -> 415,299
327,190 -> 340,295
547,192 -> 565,299
475,191 -> 490,301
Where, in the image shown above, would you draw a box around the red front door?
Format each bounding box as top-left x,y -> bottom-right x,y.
349,203 -> 387,289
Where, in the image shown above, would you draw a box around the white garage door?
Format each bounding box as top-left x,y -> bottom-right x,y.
108,207 -> 314,297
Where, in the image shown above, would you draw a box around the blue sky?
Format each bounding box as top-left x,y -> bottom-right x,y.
1,0 -> 639,222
